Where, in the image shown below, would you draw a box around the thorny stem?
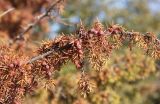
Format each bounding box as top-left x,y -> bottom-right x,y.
14,0 -> 64,41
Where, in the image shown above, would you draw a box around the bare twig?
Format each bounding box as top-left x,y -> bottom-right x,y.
26,49 -> 55,64
15,0 -> 64,41
53,17 -> 75,26
0,8 -> 15,18
26,42 -> 72,64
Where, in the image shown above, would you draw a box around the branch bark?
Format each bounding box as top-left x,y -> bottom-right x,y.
15,0 -> 64,41
0,8 -> 15,18
26,49 -> 55,64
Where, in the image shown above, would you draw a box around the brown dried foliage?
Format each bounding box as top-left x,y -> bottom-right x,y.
0,17 -> 160,104
0,46 -> 34,104
31,35 -> 83,79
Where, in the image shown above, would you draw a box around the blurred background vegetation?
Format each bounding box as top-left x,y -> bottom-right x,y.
1,0 -> 160,104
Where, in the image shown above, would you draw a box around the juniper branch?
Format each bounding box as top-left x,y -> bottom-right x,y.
26,42 -> 73,64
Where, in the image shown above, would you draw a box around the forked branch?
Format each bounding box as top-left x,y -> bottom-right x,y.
14,0 -> 65,41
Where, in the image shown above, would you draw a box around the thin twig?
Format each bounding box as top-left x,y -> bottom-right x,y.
0,8 -> 15,18
15,0 -> 64,41
53,16 -> 75,26
26,49 -> 55,64
26,42 -> 72,64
